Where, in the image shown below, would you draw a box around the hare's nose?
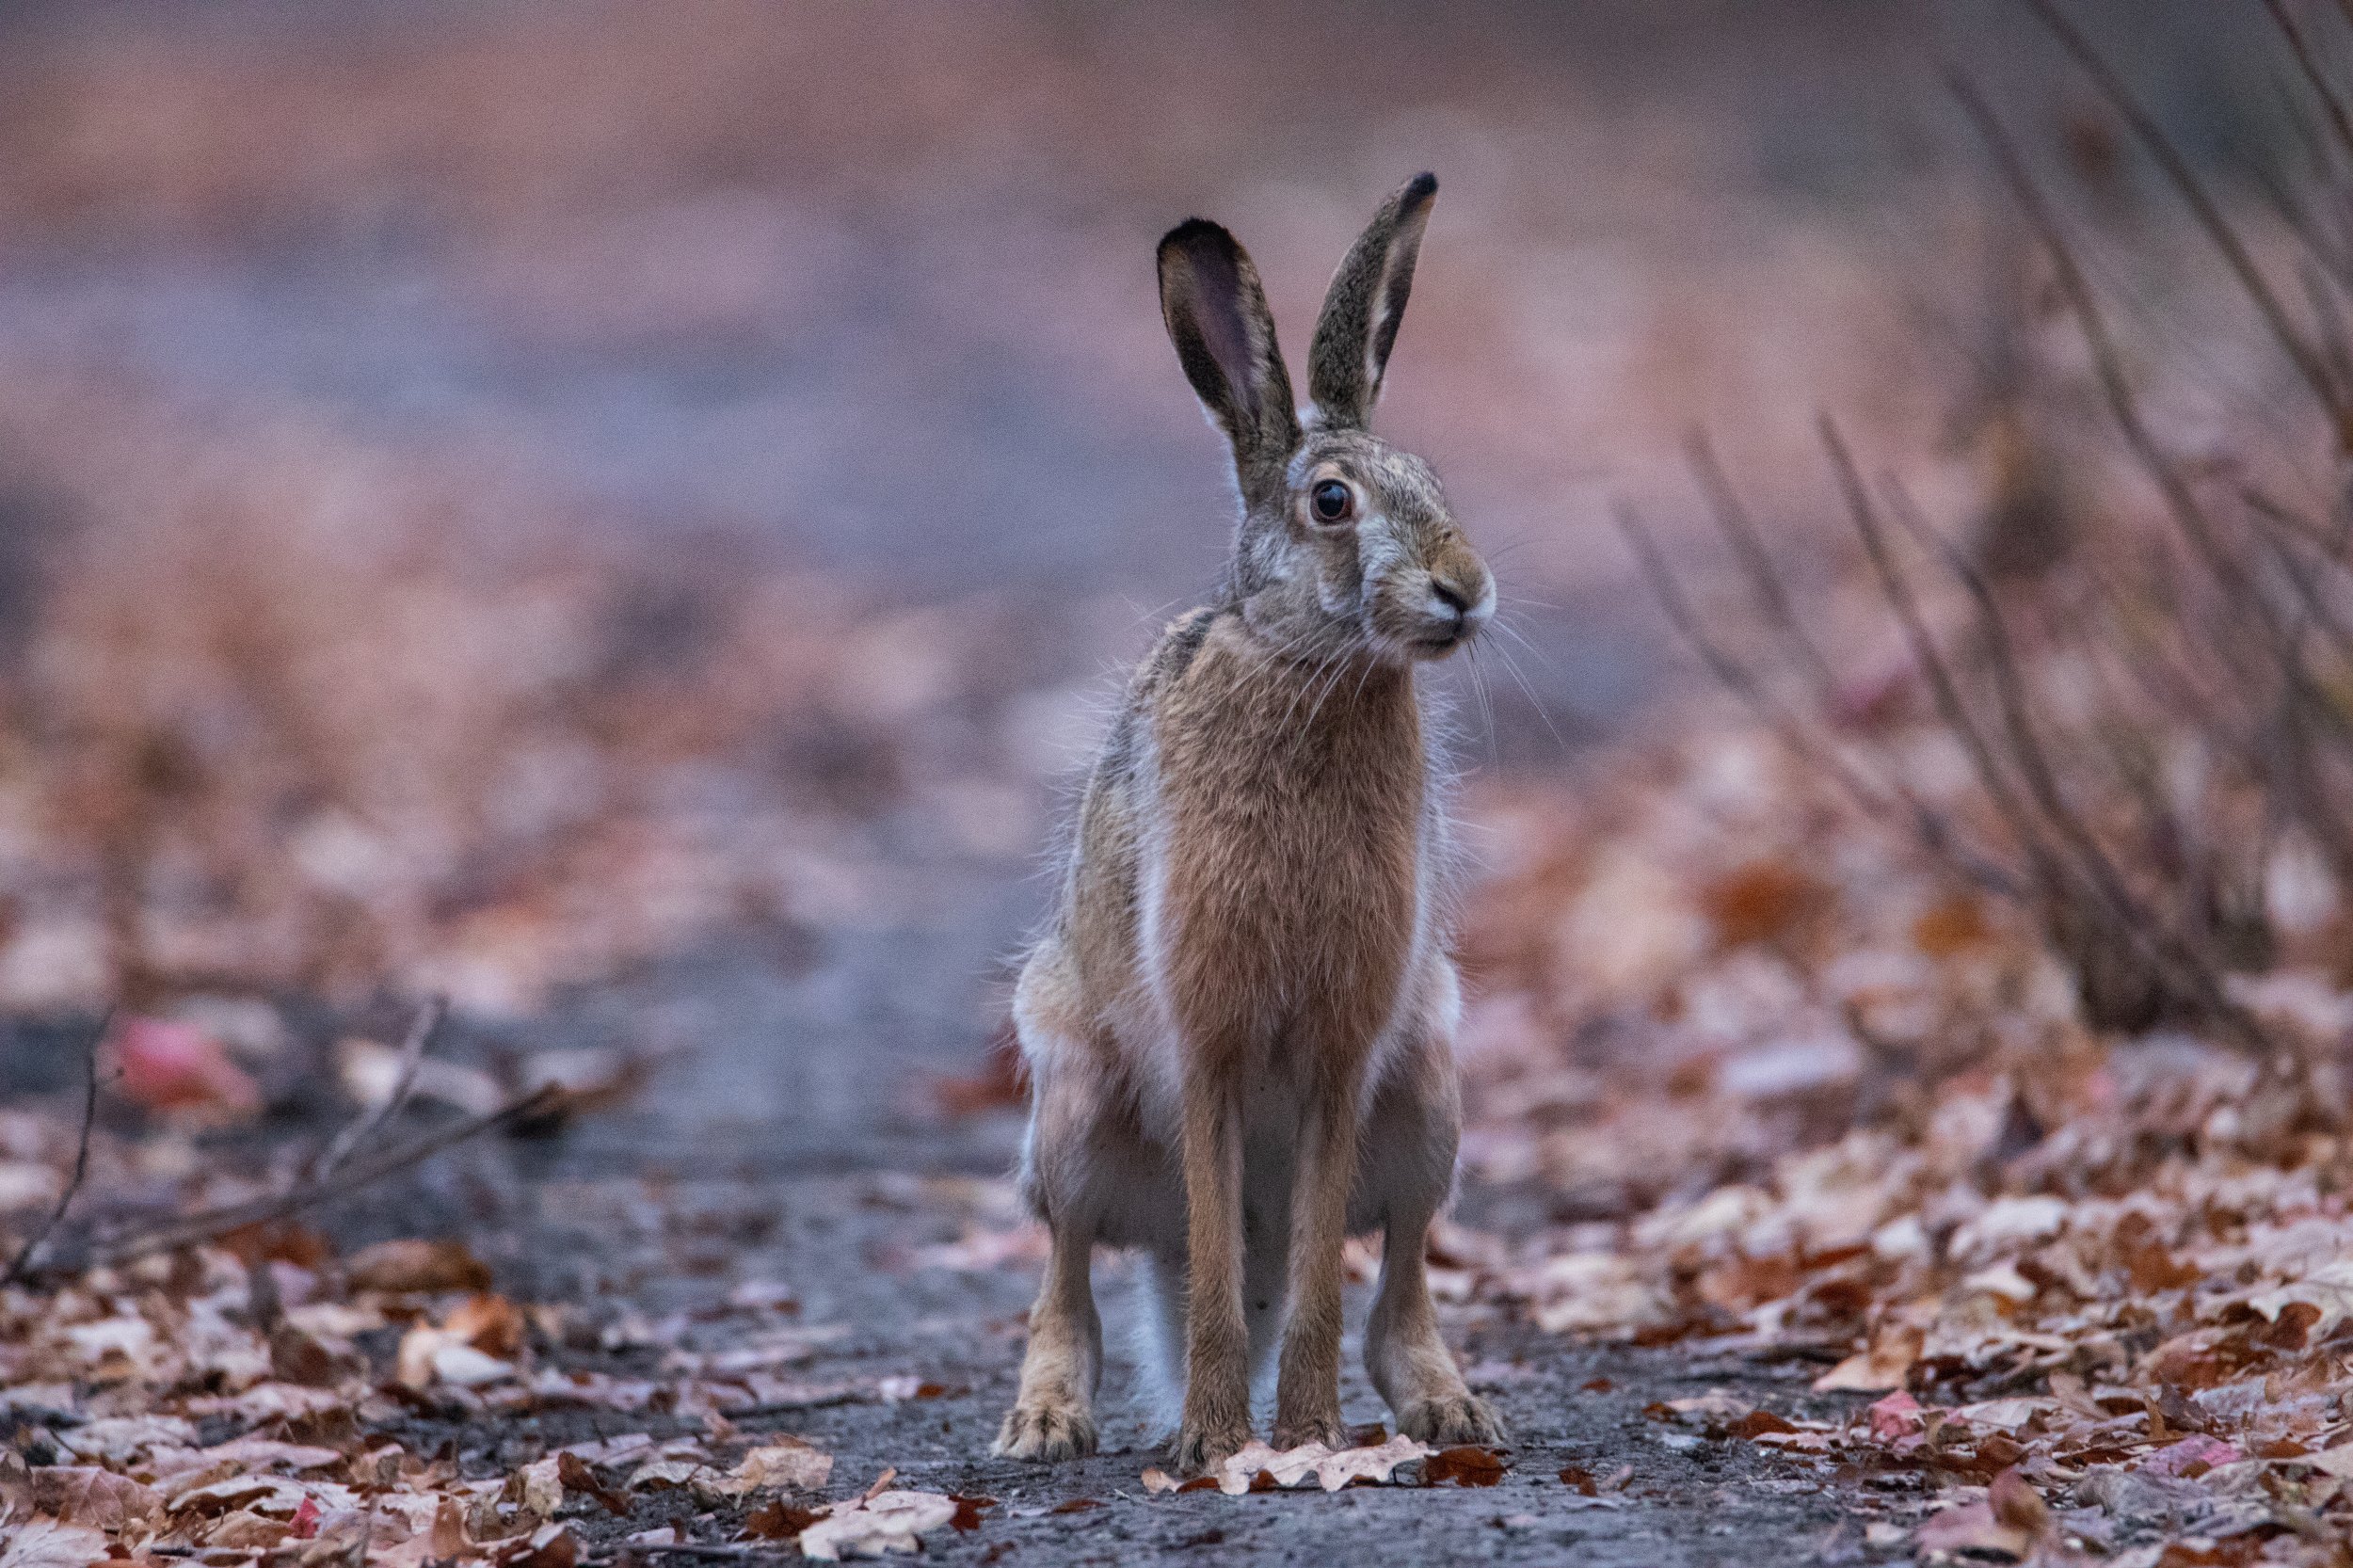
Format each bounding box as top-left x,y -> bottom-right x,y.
1430,579 -> 1472,624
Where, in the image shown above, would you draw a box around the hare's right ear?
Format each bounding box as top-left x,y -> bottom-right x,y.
1306,172 -> 1436,429
1158,218 -> 1300,500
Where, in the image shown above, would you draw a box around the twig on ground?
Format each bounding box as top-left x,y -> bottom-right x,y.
38,1082 -> 561,1278
1,1009 -> 115,1288
728,1387 -> 866,1418
315,995 -> 446,1180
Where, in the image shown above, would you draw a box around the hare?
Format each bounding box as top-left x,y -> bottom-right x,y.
993,172 -> 1502,1472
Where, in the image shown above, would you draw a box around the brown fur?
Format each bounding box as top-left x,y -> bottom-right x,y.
994,175 -> 1501,1470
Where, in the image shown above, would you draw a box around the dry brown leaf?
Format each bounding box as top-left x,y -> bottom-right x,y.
208,1509 -> 293,1549
1422,1446 -> 1508,1487
444,1293 -> 527,1358
740,1498 -> 824,1540
1812,1325 -> 1920,1394
1987,1467 -> 2049,1540
730,1439 -> 833,1493
347,1239 -> 493,1293
0,1519 -> 109,1568
490,1523 -> 577,1568
1913,1500 -> 2029,1560
797,1490 -> 959,1560
32,1466 -> 162,1529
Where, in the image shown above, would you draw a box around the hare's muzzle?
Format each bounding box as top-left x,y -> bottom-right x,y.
1409,561 -> 1493,657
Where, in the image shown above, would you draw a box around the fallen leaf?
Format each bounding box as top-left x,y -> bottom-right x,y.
2306,1443 -> 2353,1479
1665,1389 -> 1753,1423
1177,1436 -> 1433,1496
732,1439 -> 833,1493
2139,1434 -> 2245,1480
1306,1435 -> 1430,1490
1813,1325 -> 1920,1393
398,1319 -> 516,1388
1987,1467 -> 2049,1539
208,1510 -> 292,1549
445,1293 -> 528,1358
797,1490 -> 959,1560
55,1415 -> 198,1464
0,1520 -> 108,1568
556,1452 -> 629,1515
31,1466 -> 161,1528
492,1522 -> 577,1568
741,1499 -> 824,1540
1422,1447 -> 1508,1487
111,1015 -> 262,1117
1912,1500 -> 2029,1560
198,1436 -> 344,1473
348,1238 -> 493,1293
1727,1409 -> 1797,1439
1703,858 -> 1833,949
1866,1389 -> 1924,1441
516,1454 -> 564,1517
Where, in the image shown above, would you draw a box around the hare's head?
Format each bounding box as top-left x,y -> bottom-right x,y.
1158,173 -> 1490,664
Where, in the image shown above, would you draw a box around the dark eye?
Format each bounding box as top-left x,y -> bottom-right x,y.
1310,479 -> 1353,523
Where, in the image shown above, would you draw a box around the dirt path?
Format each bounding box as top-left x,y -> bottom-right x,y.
315,897 -> 1891,1567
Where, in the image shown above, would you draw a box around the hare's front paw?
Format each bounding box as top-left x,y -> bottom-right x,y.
1271,1413 -> 1348,1452
1398,1390 -> 1506,1448
993,1395 -> 1097,1462
1169,1414 -> 1251,1475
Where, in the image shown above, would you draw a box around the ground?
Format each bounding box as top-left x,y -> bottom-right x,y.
283,917 -> 1890,1566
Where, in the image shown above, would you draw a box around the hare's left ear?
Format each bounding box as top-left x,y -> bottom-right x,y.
1306,172 -> 1437,429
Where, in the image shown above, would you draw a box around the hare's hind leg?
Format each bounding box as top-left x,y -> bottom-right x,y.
994,1223 -> 1101,1460
994,947 -> 1108,1462
1356,1016 -> 1504,1447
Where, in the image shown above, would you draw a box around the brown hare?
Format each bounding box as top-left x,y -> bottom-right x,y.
993,172 -> 1502,1472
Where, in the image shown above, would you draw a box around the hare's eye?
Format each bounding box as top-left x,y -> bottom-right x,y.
1310,480 -> 1354,524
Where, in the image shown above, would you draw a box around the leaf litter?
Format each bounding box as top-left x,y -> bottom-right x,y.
1440,723 -> 2353,1562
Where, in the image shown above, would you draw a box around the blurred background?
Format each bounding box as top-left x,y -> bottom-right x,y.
0,0 -> 2310,1161
23,13 -> 2353,1550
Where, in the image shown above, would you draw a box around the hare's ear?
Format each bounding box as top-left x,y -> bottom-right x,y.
1158,218 -> 1300,497
1307,172 -> 1437,429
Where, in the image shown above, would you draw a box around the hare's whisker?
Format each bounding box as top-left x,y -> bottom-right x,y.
1465,644 -> 1501,776
1491,640 -> 1575,756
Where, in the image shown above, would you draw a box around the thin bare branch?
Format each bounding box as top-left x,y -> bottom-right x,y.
2265,0 -> 2353,164
1817,420 -> 2062,891
2022,0 -> 2345,423
1684,429 -> 1844,706
1615,500 -> 2021,898
1878,473 -> 2278,1050
1948,68 -> 2306,690
42,1083 -> 561,1278
1,1010 -> 113,1287
316,995 -> 446,1180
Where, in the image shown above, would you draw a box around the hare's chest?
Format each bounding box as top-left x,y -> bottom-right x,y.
1144,696 -> 1429,1049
